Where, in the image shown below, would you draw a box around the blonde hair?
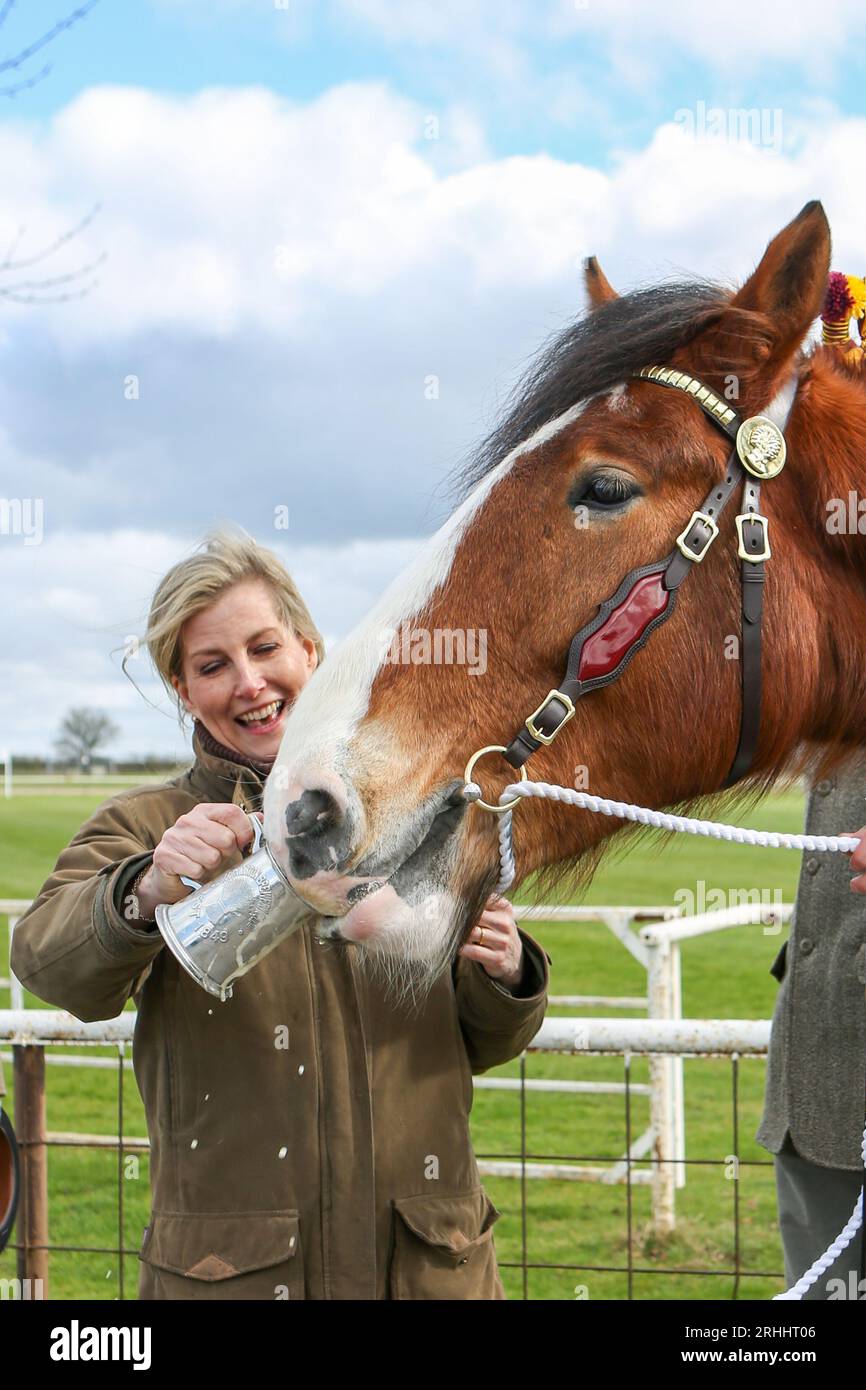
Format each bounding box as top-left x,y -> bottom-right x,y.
128,526 -> 325,728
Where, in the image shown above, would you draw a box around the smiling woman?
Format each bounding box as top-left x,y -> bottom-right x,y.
143,529 -> 325,761
9,525 -> 550,1301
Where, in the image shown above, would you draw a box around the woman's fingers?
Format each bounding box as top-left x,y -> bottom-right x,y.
155,831 -> 236,880
476,901 -> 515,926
460,938 -> 509,963
152,846 -> 218,881
845,825 -> 866,875
154,803 -> 257,883
178,805 -> 252,850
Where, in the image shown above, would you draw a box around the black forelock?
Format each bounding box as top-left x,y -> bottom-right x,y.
450,280 -> 731,501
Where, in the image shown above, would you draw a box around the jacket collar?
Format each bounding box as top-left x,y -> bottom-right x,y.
186,719 -> 273,809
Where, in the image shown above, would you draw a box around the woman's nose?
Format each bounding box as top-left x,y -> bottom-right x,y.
234,664 -> 266,698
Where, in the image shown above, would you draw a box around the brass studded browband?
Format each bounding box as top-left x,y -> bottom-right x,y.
636,364 -> 739,433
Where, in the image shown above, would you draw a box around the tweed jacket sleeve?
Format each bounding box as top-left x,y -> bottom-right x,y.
10,791 -> 177,1023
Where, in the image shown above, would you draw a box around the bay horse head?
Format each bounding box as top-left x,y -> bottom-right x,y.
264,200 -> 866,997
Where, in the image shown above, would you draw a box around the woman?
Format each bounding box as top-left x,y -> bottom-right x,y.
11,528 -> 551,1301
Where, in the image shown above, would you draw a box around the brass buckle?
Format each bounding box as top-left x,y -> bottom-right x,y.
675,509 -> 719,562
525,689 -> 576,745
735,512 -> 771,562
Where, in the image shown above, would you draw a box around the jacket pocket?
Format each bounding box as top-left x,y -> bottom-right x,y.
138,1210 -> 304,1301
389,1188 -> 504,1300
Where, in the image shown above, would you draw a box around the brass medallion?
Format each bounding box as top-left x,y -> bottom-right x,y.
736,416 -> 786,478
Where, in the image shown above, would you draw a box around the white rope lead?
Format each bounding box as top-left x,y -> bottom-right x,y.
464,776 -> 865,1301
464,780 -> 863,892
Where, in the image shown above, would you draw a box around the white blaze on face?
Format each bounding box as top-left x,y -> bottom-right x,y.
263,395 -> 593,866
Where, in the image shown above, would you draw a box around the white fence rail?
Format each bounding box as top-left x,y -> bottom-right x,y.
3,898 -> 785,1233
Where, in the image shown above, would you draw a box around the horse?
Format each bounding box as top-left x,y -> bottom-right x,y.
262,200 -> 866,998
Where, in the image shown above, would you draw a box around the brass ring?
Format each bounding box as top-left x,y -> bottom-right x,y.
463,745 -> 528,814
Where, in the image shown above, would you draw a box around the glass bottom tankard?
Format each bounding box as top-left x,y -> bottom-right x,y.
154,814 -> 311,1001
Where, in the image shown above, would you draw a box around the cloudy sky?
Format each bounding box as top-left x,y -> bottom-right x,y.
2,0 -> 865,759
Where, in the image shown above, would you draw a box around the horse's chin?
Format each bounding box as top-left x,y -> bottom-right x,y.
319,878 -> 459,954
312,880 -> 466,1007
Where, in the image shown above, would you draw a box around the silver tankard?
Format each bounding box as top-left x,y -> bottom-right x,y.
154,814 -> 311,1001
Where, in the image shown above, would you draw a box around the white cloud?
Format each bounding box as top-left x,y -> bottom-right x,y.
0,80 -> 860,353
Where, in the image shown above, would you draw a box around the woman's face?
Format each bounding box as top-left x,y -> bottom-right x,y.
172,578 -> 319,761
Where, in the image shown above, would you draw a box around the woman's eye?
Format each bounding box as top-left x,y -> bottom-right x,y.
571,474 -> 639,510
198,644 -> 277,676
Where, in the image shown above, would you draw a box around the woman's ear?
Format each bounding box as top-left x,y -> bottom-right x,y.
301,636 -> 319,672
172,671 -> 194,715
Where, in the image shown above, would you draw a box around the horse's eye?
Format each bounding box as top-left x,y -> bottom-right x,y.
570,473 -> 640,510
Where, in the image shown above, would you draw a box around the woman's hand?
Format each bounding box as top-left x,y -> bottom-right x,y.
458,894 -> 524,989
134,805 -> 260,918
845,824 -> 866,893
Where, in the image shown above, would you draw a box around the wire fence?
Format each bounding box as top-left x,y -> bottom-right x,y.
484,1048 -> 779,1299
0,1010 -> 782,1300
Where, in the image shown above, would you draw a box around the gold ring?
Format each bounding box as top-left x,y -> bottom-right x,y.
463,745 -> 528,814
478,926 -> 486,947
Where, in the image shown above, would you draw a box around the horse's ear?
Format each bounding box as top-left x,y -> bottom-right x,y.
728,200 -> 831,360
584,255 -> 618,310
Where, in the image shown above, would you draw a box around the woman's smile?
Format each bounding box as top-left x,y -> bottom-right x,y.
235,697 -> 287,734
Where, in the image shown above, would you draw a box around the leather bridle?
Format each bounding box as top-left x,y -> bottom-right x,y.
465,365 -> 791,811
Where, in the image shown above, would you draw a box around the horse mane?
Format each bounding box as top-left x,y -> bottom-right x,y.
451,280 -> 776,501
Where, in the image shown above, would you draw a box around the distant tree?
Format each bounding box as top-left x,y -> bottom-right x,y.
54,707 -> 121,772
1,1 -> 105,305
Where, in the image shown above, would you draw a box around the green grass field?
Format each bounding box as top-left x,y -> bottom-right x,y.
0,784 -> 810,1300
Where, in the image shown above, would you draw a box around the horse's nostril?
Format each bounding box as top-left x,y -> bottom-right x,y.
284,789 -> 339,840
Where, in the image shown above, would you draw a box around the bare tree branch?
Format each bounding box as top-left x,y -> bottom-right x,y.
0,3 -> 105,305
0,0 -> 100,96
0,201 -> 103,272
0,250 -> 106,302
